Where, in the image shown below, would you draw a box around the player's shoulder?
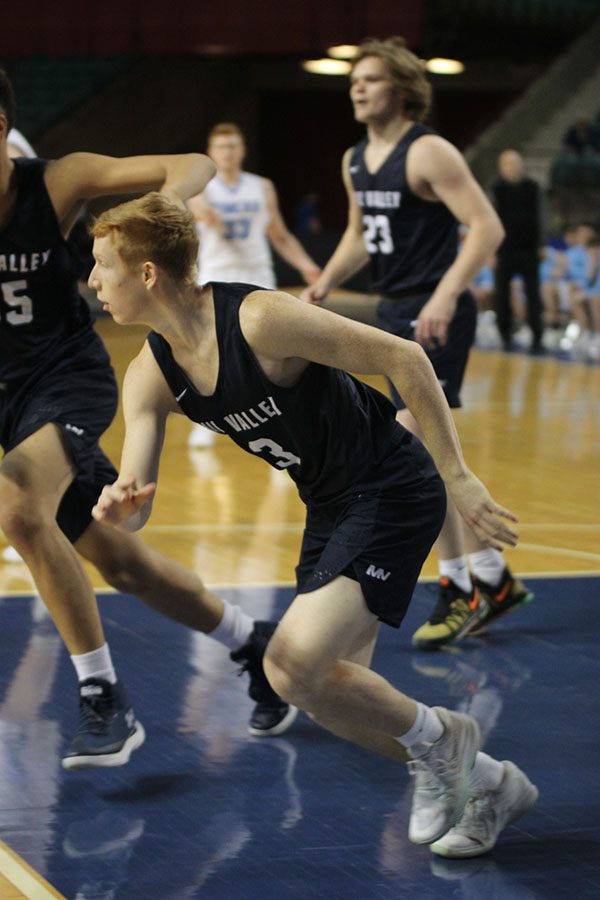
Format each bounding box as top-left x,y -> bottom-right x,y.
408,130 -> 454,156
241,170 -> 264,185
241,288 -> 298,322
46,151 -> 100,174
407,131 -> 465,177
127,340 -> 176,405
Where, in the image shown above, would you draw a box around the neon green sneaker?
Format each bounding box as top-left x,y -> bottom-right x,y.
470,568 -> 534,634
412,578 -> 488,650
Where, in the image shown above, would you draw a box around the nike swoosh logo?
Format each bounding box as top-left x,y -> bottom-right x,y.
175,388 -> 188,402
349,165 -> 360,173
495,581 -> 512,603
468,590 -> 480,611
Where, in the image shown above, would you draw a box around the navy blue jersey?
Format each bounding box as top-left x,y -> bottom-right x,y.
349,124 -> 458,297
148,282 -> 426,504
0,158 -> 110,385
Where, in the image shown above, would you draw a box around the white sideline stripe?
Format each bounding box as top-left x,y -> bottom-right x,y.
0,841 -> 64,899
517,542 -> 600,563
518,524 -> 600,530
142,522 -> 599,534
144,523 -> 304,533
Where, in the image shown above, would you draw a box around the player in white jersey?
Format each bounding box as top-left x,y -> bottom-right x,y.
187,122 -> 321,447
197,169 -> 277,288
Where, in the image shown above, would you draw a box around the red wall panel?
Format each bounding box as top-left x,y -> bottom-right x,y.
0,1 -> 422,56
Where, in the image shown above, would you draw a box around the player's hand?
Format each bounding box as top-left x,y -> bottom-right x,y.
414,295 -> 457,348
199,207 -> 222,229
92,479 -> 156,527
301,265 -> 322,286
299,283 -> 328,305
447,470 -> 519,551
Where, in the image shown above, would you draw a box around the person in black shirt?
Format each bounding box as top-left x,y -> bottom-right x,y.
89,192 -> 538,857
301,37 -> 534,651
490,149 -> 544,352
0,68 -> 294,771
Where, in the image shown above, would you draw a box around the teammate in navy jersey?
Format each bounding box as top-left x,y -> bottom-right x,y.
301,36 -> 533,650
89,192 -> 538,857
0,69 -> 295,771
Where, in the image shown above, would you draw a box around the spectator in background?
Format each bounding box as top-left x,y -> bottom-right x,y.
295,191 -> 322,234
538,232 -> 570,351
490,150 -> 544,353
563,223 -> 600,361
561,119 -> 598,157
586,236 -> 600,362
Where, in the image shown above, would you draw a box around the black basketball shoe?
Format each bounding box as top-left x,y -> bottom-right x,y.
230,621 -> 298,736
62,678 -> 145,770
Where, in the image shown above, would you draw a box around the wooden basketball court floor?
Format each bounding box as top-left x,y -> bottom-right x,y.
0,314 -> 598,899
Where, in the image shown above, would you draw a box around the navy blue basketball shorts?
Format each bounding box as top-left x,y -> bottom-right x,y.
295,453 -> 446,629
377,289 -> 477,409
0,362 -> 119,543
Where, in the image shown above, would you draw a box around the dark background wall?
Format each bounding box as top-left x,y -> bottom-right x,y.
0,0 -> 423,56
2,1 -> 595,245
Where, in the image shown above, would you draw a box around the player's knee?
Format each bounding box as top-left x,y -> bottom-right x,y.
0,490 -> 45,546
263,647 -> 320,709
85,530 -> 147,593
0,475 -> 44,539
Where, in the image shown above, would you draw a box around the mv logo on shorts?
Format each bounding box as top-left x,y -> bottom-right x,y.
366,564 -> 391,581
65,423 -> 85,436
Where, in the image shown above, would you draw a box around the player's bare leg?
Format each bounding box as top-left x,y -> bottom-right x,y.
264,575 -> 480,844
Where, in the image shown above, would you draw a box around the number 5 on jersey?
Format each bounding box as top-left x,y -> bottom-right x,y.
1,280 -> 34,325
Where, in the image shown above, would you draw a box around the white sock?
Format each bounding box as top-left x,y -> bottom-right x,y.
469,751 -> 505,794
208,602 -> 254,651
396,702 -> 444,755
439,556 -> 472,595
469,549 -> 505,588
71,643 -> 117,684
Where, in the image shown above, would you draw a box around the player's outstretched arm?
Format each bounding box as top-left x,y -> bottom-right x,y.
92,343 -> 175,532
407,136 -> 504,348
263,180 -> 321,285
241,291 -> 519,550
299,149 -> 369,304
46,152 -> 216,231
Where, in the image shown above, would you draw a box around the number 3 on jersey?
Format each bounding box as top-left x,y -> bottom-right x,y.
248,437 -> 301,469
1,280 -> 34,325
363,215 -> 394,254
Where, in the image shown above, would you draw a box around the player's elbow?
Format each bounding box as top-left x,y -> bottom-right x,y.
487,213 -> 505,251
387,338 -> 431,388
493,222 -> 505,250
471,211 -> 504,254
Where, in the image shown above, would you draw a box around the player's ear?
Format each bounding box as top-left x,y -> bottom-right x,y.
142,261 -> 159,289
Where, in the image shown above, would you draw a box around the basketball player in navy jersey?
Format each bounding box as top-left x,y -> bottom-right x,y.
0,69 -> 295,772
89,192 -> 538,857
301,37 -> 533,649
